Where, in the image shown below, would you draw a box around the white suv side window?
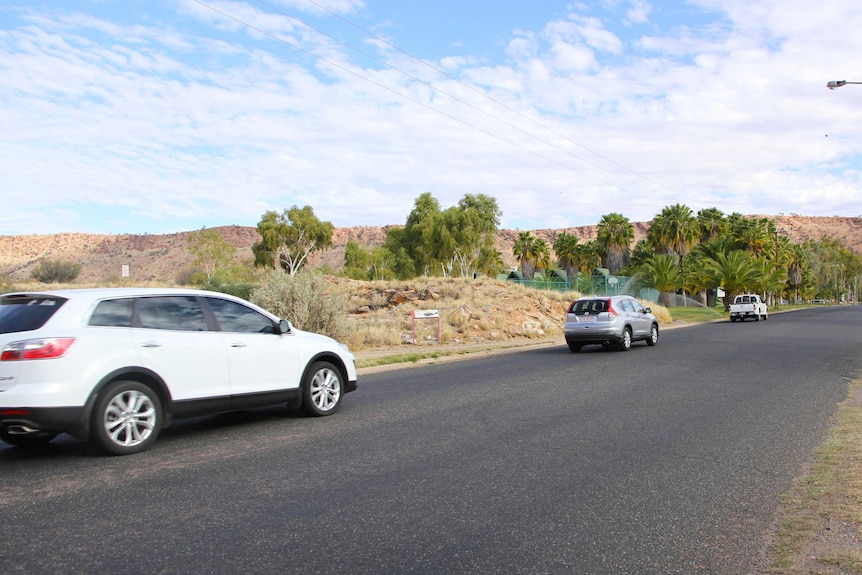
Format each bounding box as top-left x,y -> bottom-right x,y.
89,298 -> 134,327
136,296 -> 208,331
204,297 -> 277,334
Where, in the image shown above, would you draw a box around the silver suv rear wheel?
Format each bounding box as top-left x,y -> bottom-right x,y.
618,327 -> 632,351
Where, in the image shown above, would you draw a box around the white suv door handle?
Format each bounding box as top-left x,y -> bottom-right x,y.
230,342 -> 247,348
140,341 -> 162,348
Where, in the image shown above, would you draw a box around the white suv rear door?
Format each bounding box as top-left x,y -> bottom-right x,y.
131,296 -> 231,401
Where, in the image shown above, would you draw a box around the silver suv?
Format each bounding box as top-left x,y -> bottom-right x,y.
564,295 -> 659,352
0,288 -> 357,455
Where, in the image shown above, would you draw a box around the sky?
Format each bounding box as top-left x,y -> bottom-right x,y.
2,0 -> 862,236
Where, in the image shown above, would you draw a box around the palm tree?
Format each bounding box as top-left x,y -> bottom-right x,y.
690,235 -> 743,307
553,232 -> 580,282
640,254 -> 682,307
683,258 -> 713,306
597,213 -> 634,274
513,232 -> 539,279
648,204 -> 699,300
729,214 -> 772,257
696,207 -> 727,242
751,256 -> 788,305
704,250 -> 759,310
533,239 -> 552,276
577,241 -> 602,273
787,244 -> 807,303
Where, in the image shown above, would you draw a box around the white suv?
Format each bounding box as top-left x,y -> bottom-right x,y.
0,288 -> 357,455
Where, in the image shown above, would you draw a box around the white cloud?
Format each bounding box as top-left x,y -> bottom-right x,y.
1,0 -> 861,236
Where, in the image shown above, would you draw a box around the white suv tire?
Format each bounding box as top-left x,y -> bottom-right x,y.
92,380 -> 163,455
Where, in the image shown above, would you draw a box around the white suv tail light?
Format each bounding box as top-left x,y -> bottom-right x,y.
1,338 -> 76,361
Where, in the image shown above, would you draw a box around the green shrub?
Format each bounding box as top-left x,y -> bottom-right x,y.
199,277 -> 257,301
175,268 -> 199,286
251,270 -> 347,339
30,259 -> 82,283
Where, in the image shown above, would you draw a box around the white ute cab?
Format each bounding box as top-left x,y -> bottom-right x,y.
0,288 -> 357,455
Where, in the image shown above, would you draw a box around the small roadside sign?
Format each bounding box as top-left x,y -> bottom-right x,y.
411,309 -> 441,342
412,309 -> 440,319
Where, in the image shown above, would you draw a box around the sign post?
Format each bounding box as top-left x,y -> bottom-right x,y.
411,309 -> 440,343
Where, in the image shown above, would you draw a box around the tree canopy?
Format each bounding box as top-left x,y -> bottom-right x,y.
377,192 -> 502,279
253,206 -> 334,277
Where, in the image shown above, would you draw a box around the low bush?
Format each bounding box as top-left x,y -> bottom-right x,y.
30,259 -> 82,283
251,270 -> 348,340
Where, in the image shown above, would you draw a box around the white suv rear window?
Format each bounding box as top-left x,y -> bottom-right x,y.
0,295 -> 67,334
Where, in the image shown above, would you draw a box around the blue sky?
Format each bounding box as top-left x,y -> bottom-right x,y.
2,0 -> 862,235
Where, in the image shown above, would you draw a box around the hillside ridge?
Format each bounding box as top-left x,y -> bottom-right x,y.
1,216 -> 860,283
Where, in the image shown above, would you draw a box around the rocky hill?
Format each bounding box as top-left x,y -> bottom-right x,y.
1,216 -> 860,284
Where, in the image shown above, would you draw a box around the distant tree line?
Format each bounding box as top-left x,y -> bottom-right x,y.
182,196 -> 862,309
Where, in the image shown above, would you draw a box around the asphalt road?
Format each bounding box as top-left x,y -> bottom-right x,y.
2,306 -> 861,575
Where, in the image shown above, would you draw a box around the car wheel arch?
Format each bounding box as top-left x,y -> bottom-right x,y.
300,353 -> 349,391
299,356 -> 347,416
77,368 -> 173,438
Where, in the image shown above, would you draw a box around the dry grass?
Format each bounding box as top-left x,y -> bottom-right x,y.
329,276 -> 671,350
764,380 -> 862,574
331,276 -> 581,350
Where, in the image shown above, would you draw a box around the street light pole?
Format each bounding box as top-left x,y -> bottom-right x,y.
827,80 -> 862,90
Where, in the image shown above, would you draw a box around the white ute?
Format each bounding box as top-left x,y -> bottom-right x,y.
729,293 -> 768,322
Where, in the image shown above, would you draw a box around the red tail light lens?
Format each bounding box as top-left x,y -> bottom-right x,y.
606,299 -> 618,317
1,338 -> 76,361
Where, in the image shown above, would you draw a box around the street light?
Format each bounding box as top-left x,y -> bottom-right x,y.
827,80 -> 862,90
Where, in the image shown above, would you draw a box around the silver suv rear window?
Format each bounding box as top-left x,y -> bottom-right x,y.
570,299 -> 608,314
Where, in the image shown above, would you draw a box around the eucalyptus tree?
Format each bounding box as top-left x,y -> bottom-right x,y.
188,227 -> 236,281
369,246 -> 393,280
385,192 -> 502,278
805,236 -> 862,301
553,232 -> 580,282
252,205 -> 334,277
445,194 -> 502,277
388,192 -> 444,275
596,212 -> 634,274
342,239 -> 371,280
